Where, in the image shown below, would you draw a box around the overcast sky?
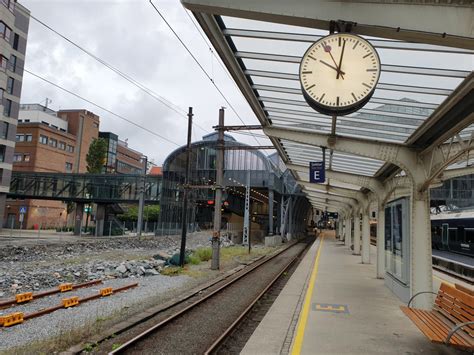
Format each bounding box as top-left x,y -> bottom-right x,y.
18,1 -> 473,168
20,0 -> 270,166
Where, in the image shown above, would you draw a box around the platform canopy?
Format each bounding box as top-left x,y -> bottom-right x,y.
181,0 -> 474,212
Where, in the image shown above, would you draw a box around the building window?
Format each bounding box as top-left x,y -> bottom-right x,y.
39,135 -> 48,145
93,122 -> 99,128
0,56 -> 7,72
2,0 -> 15,12
65,162 -> 73,171
24,119 -> 30,123
25,134 -> 32,142
0,22 -> 11,42
66,145 -> 74,153
12,33 -> 18,50
6,77 -> 13,95
58,141 -> 66,150
0,121 -> 8,139
13,153 -> 22,162
0,145 -> 5,162
23,154 -> 30,162
9,54 -> 16,72
49,138 -> 57,148
3,99 -> 12,117
0,89 -> 3,101
16,134 -> 24,142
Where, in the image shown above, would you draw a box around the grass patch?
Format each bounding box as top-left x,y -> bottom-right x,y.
188,255 -> 201,265
160,266 -> 184,276
194,247 -> 212,262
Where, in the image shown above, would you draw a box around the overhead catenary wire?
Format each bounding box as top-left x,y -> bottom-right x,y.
24,68 -> 181,147
29,13 -> 209,135
149,0 -> 264,148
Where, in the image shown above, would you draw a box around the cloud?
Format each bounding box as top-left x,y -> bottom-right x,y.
19,0 -> 270,165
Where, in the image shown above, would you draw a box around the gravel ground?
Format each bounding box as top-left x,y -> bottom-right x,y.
0,275 -> 190,352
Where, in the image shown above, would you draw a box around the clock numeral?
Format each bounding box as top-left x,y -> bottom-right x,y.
319,93 -> 325,101
351,92 -> 357,101
302,71 -> 312,74
308,55 -> 317,61
362,82 -> 371,88
336,96 -> 340,106
363,53 -> 372,59
352,41 -> 359,50
366,68 -> 377,72
306,84 -> 316,90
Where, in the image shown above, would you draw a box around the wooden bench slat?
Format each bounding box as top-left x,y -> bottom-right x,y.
440,283 -> 474,309
401,307 -> 443,342
411,309 -> 467,346
401,283 -> 474,351
455,284 -> 474,297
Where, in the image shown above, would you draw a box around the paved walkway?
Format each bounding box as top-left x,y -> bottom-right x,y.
243,231 -> 465,354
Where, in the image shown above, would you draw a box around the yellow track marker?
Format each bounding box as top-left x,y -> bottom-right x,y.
291,236 -> 324,355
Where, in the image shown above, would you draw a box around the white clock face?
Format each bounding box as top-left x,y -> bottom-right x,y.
299,33 -> 381,115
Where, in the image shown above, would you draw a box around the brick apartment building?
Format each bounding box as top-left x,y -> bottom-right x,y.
5,103 -> 146,229
0,1 -> 29,229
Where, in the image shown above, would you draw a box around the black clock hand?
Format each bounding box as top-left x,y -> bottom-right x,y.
319,60 -> 346,75
337,39 -> 346,79
323,42 -> 344,80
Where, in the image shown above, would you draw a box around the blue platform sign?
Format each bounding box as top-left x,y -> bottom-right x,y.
19,206 -> 27,214
309,161 -> 325,183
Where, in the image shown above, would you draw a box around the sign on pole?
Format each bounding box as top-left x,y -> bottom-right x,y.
309,161 -> 325,183
19,206 -> 27,214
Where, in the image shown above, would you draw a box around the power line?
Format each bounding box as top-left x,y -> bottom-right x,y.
29,13 -> 209,135
24,68 -> 181,147
149,0 -> 263,147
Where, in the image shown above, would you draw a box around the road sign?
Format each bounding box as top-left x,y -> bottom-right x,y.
18,214 -> 24,222
309,161 -> 325,183
19,206 -> 27,214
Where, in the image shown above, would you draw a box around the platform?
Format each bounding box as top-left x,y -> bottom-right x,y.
242,232 -> 467,354
432,249 -> 474,268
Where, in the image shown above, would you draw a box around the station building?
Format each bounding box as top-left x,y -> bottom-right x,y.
159,132 -> 311,242
0,0 -> 29,229
5,103 -> 145,229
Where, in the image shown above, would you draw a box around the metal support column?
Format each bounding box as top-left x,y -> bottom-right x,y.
287,197 -> 293,240
353,212 -> 361,255
73,202 -> 84,236
361,210 -> 370,263
137,175 -> 145,237
410,189 -> 433,309
95,204 -> 106,237
376,203 -> 385,279
268,189 -> 274,236
243,169 -> 250,245
179,107 -> 193,267
211,108 -> 225,270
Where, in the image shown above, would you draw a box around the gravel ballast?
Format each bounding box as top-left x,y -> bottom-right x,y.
0,276 -> 190,351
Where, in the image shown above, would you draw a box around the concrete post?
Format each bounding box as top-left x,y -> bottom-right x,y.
410,189 -> 433,309
353,213 -> 361,255
376,203 -> 385,279
361,211 -> 370,263
268,189 -> 274,236
345,217 -> 351,248
95,204 -> 106,237
73,202 -> 84,236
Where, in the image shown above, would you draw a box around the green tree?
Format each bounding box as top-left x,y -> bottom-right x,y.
86,138 -> 107,173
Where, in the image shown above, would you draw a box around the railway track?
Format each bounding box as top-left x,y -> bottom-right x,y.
84,238 -> 312,354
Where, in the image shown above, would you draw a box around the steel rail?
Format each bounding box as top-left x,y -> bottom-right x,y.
204,239 -> 312,354
0,279 -> 102,309
109,240 -> 309,354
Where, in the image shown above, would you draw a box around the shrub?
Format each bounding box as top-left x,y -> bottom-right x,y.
194,247 -> 212,262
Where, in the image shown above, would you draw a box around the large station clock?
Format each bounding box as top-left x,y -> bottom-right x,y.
299,33 -> 381,116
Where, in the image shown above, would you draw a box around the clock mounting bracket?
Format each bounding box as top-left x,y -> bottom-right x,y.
329,20 -> 357,34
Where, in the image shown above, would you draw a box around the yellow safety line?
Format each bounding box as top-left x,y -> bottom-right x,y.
291,236 -> 324,355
